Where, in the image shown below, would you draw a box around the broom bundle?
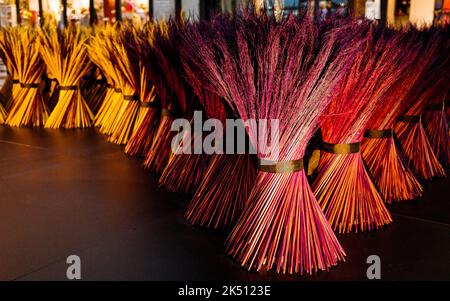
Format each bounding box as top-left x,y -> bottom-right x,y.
0,28 -> 21,112
81,66 -> 107,115
158,21 -> 216,194
124,23 -> 159,157
312,23 -> 406,233
180,16 -> 257,229
39,26 -> 94,128
361,28 -> 427,203
106,24 -> 143,145
5,28 -> 48,127
422,28 -> 450,167
87,25 -> 124,135
395,28 -> 448,179
143,20 -> 188,174
183,11 -> 359,274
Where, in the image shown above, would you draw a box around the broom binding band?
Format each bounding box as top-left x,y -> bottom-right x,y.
59,85 -> 78,91
161,109 -> 173,117
114,88 -> 122,93
12,79 -> 20,84
257,158 -> 304,173
140,101 -> 161,108
424,103 -> 444,111
364,129 -> 393,139
322,142 -> 361,154
398,114 -> 421,123
123,94 -> 140,101
20,83 -> 40,89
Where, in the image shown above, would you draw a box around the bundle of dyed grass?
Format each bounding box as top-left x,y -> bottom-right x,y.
180,16 -> 257,229
423,28 -> 450,167
39,26 -> 93,128
361,28 -> 426,203
184,12 -> 358,274
81,66 -> 107,115
87,25 -> 123,135
143,21 -> 188,174
5,28 -> 48,127
0,28 -> 21,112
106,24 -> 143,145
124,27 -> 159,157
158,21 -> 214,194
312,22 -> 399,233
395,28 -> 448,179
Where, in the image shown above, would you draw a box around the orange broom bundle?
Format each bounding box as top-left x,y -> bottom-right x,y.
395,28 -> 448,180
125,23 -> 159,157
361,28 -> 427,203
312,23 -> 403,233
5,28 -> 48,127
107,24 -> 144,145
86,25 -> 124,135
0,28 -> 21,112
39,26 -> 94,128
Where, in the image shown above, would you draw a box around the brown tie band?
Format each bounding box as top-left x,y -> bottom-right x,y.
364,129 -> 393,139
398,114 -> 421,123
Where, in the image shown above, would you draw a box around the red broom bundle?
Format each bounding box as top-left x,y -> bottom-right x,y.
6,28 -> 48,127
361,28 -> 427,203
423,97 -> 450,167
395,28 -> 448,179
180,17 -> 257,229
143,21 -> 188,174
422,28 -> 450,167
39,27 -> 94,128
312,23 -> 401,233
184,12 -> 355,274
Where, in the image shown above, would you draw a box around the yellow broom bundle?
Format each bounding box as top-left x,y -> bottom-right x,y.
39,26 -> 93,129
87,25 -> 124,135
107,24 -> 142,145
0,28 -> 22,112
5,28 -> 48,127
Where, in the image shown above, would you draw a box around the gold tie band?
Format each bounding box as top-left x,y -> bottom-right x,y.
322,142 -> 361,154
258,158 -> 304,173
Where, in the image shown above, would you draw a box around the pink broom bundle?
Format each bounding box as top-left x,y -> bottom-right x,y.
361,28 -> 427,203
312,23 -> 403,233
184,12 -> 356,274
143,21 -> 188,174
158,23 -> 214,194
180,18 -> 257,229
6,28 -> 48,127
395,28 -> 448,179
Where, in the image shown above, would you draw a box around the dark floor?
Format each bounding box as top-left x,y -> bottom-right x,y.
0,126 -> 449,281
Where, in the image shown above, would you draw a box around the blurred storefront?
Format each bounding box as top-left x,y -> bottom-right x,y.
0,0 -> 445,27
